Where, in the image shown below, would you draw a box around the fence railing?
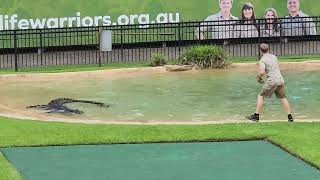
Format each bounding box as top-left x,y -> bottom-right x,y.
1,16 -> 320,71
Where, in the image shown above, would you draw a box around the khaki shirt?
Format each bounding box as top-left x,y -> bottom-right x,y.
196,12 -> 239,39
233,22 -> 259,38
259,53 -> 284,85
260,25 -> 281,37
281,11 -> 317,36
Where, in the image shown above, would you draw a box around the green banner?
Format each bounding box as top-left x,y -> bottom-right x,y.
0,0 -> 318,30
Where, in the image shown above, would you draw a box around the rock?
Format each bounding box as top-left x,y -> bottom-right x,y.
164,65 -> 194,72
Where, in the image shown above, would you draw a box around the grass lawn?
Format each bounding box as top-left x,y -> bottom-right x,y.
0,117 -> 319,180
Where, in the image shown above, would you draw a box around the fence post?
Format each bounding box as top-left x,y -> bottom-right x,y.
39,29 -> 43,66
257,19 -> 261,60
13,30 -> 18,72
198,21 -> 201,45
98,27 -> 102,67
120,26 -> 124,63
178,22 -> 182,55
279,17 -> 283,56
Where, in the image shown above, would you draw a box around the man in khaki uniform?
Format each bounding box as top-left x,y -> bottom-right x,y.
282,0 -> 316,36
195,0 -> 238,39
246,43 -> 294,122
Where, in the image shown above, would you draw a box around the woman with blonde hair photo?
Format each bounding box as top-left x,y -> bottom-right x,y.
261,8 -> 281,37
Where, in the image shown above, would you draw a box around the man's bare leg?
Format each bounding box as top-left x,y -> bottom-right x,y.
246,95 -> 264,122
279,98 -> 294,122
255,95 -> 264,114
279,98 -> 291,114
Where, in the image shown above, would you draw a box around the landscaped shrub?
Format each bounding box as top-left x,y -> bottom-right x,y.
179,45 -> 230,69
149,53 -> 168,67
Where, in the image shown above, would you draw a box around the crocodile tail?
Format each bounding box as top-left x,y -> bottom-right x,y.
26,105 -> 47,109
26,105 -> 41,108
74,100 -> 107,106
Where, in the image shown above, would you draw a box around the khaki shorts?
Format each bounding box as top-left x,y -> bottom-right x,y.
260,82 -> 286,99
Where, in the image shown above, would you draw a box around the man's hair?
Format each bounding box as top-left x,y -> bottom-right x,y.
259,43 -> 269,53
220,0 -> 233,4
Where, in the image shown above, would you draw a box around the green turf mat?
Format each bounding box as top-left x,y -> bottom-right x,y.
2,141 -> 320,180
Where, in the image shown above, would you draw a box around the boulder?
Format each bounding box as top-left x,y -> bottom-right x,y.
164,65 -> 194,72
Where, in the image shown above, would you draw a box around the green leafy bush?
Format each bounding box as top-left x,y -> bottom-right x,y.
149,53 -> 168,67
179,45 -> 230,69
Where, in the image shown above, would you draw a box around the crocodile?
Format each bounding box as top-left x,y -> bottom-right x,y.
27,98 -> 110,114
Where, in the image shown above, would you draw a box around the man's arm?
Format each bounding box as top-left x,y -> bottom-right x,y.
303,17 -> 317,35
256,62 -> 266,84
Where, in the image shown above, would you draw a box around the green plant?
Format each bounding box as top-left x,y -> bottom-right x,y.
179,45 -> 230,69
149,53 -> 168,67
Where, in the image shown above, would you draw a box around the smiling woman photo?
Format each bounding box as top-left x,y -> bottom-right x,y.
261,8 -> 281,37
233,2 -> 259,38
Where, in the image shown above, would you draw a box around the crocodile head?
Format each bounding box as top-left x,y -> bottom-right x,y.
72,109 -> 84,114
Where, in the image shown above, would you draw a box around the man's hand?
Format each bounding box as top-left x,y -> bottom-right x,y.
256,75 -> 264,84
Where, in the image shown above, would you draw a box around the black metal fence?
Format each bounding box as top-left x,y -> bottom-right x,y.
1,16 -> 320,71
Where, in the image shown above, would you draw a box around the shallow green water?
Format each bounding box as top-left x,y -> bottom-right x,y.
0,69 -> 319,123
